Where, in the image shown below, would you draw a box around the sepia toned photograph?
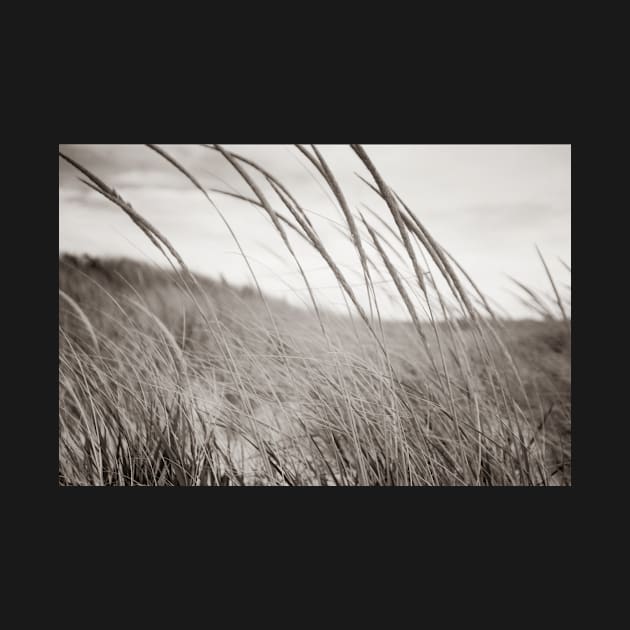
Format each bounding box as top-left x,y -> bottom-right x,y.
58,144 -> 571,486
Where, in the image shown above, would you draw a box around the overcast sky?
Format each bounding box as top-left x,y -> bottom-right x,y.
59,144 -> 571,320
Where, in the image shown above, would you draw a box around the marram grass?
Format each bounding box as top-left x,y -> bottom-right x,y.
58,145 -> 571,486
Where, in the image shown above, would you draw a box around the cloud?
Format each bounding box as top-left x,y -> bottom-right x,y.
59,144 -> 231,192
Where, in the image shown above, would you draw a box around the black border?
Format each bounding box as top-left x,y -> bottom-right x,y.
43,52 -> 580,576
